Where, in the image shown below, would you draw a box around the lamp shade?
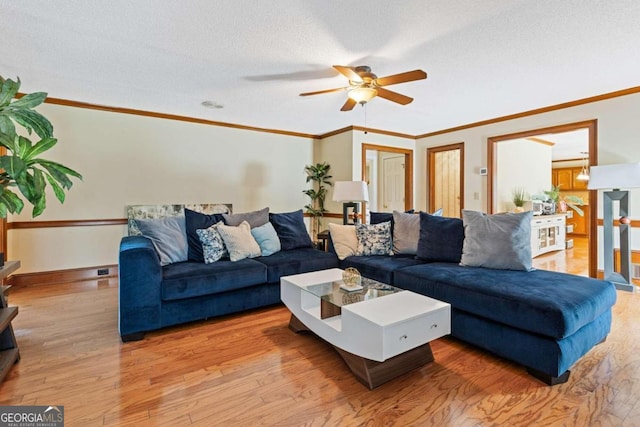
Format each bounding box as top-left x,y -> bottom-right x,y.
333,181 -> 369,202
587,163 -> 640,190
347,87 -> 377,104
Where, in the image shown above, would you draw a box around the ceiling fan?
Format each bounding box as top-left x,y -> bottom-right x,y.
299,65 -> 427,111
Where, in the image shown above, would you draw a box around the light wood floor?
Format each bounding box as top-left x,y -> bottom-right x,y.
2,247 -> 639,426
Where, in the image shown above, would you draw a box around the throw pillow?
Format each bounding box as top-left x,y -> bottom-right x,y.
416,212 -> 465,263
216,221 -> 262,262
185,209 -> 225,262
196,221 -> 227,264
222,207 -> 269,228
269,210 -> 313,250
355,222 -> 394,256
135,215 -> 188,266
328,223 -> 358,260
251,222 -> 281,256
460,210 -> 534,271
392,211 -> 420,255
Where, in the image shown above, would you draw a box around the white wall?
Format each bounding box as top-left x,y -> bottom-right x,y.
8,104 -> 315,273
496,138 -> 552,212
416,91 -> 640,266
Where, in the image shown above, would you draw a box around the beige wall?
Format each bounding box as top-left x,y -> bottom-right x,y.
496,138 -> 552,213
8,104 -> 315,273
416,92 -> 640,265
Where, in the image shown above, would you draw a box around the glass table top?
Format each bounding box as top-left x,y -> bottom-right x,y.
304,277 -> 401,308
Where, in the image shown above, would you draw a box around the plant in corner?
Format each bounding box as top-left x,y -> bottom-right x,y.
0,76 -> 82,218
303,162 -> 332,245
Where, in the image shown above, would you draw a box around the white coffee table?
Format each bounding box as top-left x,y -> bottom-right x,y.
281,268 -> 451,389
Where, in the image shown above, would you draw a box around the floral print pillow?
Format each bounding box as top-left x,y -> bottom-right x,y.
355,221 -> 394,256
196,221 -> 227,263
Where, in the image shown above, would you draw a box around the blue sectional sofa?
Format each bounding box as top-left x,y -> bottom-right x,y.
118,205 -> 616,386
329,210 -> 617,385
118,207 -> 338,341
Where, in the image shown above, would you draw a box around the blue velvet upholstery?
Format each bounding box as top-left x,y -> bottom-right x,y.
416,212 -> 465,263
161,259 -> 267,301
340,255 -> 424,284
185,209 -> 225,262
450,308 -> 612,377
269,210 -> 313,250
394,262 -> 616,339
255,248 -> 338,283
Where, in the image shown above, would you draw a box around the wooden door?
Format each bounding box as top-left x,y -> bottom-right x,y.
428,143 -> 464,218
382,156 -> 405,212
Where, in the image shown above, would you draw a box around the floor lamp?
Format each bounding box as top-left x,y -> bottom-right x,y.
588,163 -> 640,292
333,181 -> 369,225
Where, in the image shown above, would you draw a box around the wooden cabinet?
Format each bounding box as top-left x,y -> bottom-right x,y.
531,215 -> 566,258
567,205 -> 589,236
0,261 -> 20,383
552,167 -> 588,190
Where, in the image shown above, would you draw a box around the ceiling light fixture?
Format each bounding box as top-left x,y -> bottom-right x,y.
576,151 -> 590,181
347,86 -> 377,105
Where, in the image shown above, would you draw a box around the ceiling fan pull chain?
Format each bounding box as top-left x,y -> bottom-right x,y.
364,103 -> 368,134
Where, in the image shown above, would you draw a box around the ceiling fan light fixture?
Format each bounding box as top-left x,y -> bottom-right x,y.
348,86 -> 377,104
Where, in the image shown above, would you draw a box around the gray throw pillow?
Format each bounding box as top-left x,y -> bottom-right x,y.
135,216 -> 188,266
460,210 -> 533,271
222,207 -> 269,228
392,211 -> 420,255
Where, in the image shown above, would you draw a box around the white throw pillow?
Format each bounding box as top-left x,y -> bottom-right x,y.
216,221 -> 262,261
328,223 -> 358,260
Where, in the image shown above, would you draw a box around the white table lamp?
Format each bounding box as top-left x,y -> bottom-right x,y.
333,181 -> 369,224
588,162 -> 640,291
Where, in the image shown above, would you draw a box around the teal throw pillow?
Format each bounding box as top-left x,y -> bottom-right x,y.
251,222 -> 281,256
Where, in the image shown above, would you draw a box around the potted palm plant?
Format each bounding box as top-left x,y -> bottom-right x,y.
0,76 -> 82,218
544,185 -> 584,216
303,162 -> 332,245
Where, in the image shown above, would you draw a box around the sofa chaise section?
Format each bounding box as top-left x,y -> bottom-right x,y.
393,262 -> 616,384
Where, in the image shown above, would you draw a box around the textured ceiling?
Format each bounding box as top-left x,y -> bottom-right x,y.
2,0 -> 640,136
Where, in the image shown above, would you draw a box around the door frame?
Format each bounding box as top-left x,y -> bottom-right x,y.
361,144 -> 413,212
487,119 -> 598,278
427,143 -> 465,216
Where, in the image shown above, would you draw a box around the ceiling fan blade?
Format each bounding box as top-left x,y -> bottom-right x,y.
376,87 -> 413,105
340,98 -> 357,111
375,69 -> 427,87
299,87 -> 346,96
333,65 -> 363,83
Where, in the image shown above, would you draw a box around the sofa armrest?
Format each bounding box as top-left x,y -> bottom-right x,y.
118,236 -> 163,341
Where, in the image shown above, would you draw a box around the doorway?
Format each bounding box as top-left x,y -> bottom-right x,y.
361,144 -> 413,218
427,143 -> 464,218
487,120 -> 598,278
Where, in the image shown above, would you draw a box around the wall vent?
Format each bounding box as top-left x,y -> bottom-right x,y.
633,264 -> 640,279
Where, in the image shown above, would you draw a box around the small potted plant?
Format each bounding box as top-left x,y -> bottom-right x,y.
512,187 -> 526,212
544,185 -> 584,216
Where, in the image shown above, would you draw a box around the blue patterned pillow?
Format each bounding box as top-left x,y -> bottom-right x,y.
196,222 -> 227,263
355,222 -> 393,256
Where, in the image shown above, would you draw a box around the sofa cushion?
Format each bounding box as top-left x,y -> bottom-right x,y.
196,221 -> 227,263
461,210 -> 533,271
393,262 -> 617,339
161,259 -> 267,301
355,222 -> 393,256
416,212 -> 465,263
340,255 -> 424,284
185,209 -> 225,262
135,215 -> 188,266
392,210 -> 420,255
217,221 -> 262,261
328,223 -> 358,260
222,207 -> 269,228
269,210 -> 313,250
255,248 -> 339,283
251,222 -> 281,256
